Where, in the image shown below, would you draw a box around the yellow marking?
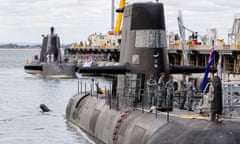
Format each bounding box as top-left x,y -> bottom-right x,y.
181,114 -> 209,120
45,75 -> 75,79
26,59 -> 29,64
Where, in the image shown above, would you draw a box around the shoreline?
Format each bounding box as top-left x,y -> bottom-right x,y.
0,48 -> 40,50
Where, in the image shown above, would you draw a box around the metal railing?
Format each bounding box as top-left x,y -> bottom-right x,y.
76,78 -> 162,110
222,81 -> 240,113
75,76 -> 240,123
76,78 -> 228,114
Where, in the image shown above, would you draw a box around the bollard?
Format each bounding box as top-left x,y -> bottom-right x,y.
155,106 -> 157,118
78,80 -> 79,94
91,78 -> 94,97
81,81 -> 82,94
109,90 -> 112,110
142,92 -> 144,114
117,93 -> 119,110
167,96 -> 169,122
85,82 -> 87,95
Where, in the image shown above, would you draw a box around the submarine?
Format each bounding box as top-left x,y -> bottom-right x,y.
66,2 -> 240,144
24,27 -> 76,79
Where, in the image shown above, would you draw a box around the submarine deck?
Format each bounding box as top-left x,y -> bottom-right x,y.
138,106 -> 240,122
80,91 -> 240,122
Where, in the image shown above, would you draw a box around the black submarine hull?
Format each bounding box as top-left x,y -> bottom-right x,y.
66,93 -> 240,144
24,63 -> 76,78
42,63 -> 76,78
24,27 -> 76,78
24,64 -> 42,76
65,2 -> 240,144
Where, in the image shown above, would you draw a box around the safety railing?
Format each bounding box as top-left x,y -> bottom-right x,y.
76,78 -> 160,110
76,78 -> 207,113
222,81 -> 240,113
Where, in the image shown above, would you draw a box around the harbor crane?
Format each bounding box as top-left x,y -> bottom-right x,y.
177,10 -> 189,66
109,0 -> 126,35
177,10 -> 204,65
228,13 -> 240,45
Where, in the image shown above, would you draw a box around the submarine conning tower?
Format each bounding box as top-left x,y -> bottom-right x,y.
119,2 -> 169,79
40,27 -> 61,62
66,2 -> 240,144
116,2 -> 169,108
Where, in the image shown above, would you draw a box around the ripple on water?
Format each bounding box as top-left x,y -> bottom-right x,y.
0,50 -> 92,144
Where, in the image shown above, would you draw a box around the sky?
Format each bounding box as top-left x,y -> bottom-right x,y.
0,0 -> 239,44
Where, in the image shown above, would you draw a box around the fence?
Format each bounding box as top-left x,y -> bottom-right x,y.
222,81 -> 240,113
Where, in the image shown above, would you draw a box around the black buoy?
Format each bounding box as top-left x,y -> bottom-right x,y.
40,104 -> 51,112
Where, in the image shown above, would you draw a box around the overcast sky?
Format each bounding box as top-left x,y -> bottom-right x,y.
0,0 -> 239,44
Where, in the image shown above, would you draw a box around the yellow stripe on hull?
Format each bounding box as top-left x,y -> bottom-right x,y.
45,75 -> 75,79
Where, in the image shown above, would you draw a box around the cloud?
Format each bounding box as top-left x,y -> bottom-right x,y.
0,0 -> 239,44
0,0 -> 112,43
160,0 -> 240,42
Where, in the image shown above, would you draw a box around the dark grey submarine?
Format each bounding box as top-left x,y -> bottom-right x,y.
66,2 -> 240,144
24,27 -> 76,79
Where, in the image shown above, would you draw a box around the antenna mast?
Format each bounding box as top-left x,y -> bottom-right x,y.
111,0 -> 115,31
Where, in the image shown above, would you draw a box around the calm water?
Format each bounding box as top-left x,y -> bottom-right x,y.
0,49 -> 92,144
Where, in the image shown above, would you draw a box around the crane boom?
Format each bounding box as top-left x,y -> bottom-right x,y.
177,10 -> 189,66
114,0 -> 126,33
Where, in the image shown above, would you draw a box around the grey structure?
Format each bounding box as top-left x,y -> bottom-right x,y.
40,27 -> 60,62
24,27 -> 76,78
66,2 -> 240,144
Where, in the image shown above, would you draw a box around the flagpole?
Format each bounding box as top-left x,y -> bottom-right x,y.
200,39 -> 215,92
217,52 -> 222,80
211,40 -> 215,78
